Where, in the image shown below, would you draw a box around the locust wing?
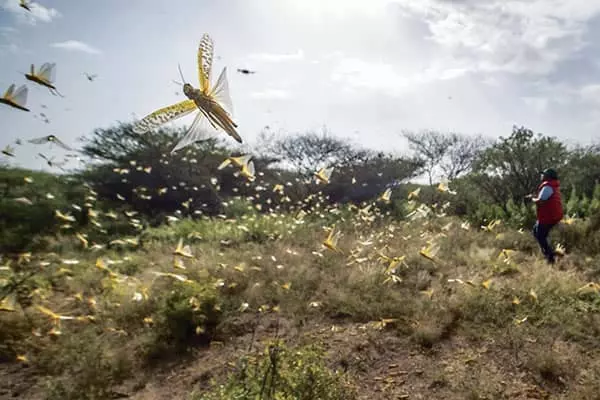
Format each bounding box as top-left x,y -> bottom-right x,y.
38,63 -> 56,84
3,84 -> 15,99
197,34 -> 214,93
171,111 -> 221,153
133,99 -> 197,134
211,67 -> 233,116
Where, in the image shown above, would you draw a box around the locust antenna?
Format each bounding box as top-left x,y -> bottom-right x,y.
178,64 -> 186,84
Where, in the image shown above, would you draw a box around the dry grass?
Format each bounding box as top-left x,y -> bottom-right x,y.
2,212 -> 600,399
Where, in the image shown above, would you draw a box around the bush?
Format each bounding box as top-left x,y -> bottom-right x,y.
527,350 -> 570,385
558,214 -> 600,256
0,167 -> 103,253
0,311 -> 30,361
39,327 -> 133,400
138,280 -> 221,363
195,342 -> 357,400
410,306 -> 461,348
142,212 -> 310,247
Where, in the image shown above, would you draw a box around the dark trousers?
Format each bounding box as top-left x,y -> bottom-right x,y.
532,221 -> 556,263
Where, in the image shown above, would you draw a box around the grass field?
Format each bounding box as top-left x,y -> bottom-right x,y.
2,200 -> 600,400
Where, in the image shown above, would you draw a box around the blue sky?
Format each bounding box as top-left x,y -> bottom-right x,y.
1,0 -> 600,171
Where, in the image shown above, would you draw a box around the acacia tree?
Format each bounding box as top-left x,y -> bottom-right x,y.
79,123 -> 281,219
562,144 -> 600,197
327,153 -> 424,203
79,123 -> 186,163
256,128 -> 371,176
402,130 -> 490,184
256,128 -> 423,204
0,167 -> 87,252
470,126 -> 568,205
440,134 -> 491,180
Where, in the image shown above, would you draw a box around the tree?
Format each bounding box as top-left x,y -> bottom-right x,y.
0,167 -> 86,252
256,128 -> 423,205
562,144 -> 600,198
80,124 -> 234,219
403,130 -> 489,185
79,123 -> 182,163
470,126 -> 568,205
80,123 -> 285,220
440,133 -> 490,179
324,153 -> 424,204
257,128 -> 371,176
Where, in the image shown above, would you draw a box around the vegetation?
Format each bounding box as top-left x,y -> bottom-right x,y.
2,123 -> 600,399
195,343 -> 357,400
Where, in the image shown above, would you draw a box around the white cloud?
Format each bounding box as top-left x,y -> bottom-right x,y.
0,42 -> 18,55
28,1 -> 60,23
248,50 -> 304,63
393,0 -> 600,76
578,84 -> 600,105
480,76 -> 502,87
522,96 -> 549,113
437,67 -> 470,81
2,0 -> 61,24
331,58 -> 411,96
51,40 -> 102,55
330,57 -> 470,96
575,84 -> 600,128
250,89 -> 292,100
0,27 -> 17,35
0,26 -> 17,43
324,51 -> 344,60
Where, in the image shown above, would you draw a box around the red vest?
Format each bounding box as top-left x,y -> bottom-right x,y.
536,179 -> 563,224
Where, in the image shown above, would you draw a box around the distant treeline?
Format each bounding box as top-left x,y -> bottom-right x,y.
1,123 -> 599,252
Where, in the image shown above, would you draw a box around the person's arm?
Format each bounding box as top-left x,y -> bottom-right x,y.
533,186 -> 553,203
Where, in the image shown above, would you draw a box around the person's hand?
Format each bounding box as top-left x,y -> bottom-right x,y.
524,194 -> 533,200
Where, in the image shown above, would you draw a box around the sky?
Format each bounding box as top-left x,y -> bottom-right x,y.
1,0 -> 600,172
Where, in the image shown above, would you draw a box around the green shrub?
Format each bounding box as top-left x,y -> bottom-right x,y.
566,186 -> 579,217
558,214 -> 600,256
142,217 -> 242,244
142,212 -> 308,247
473,203 -> 506,228
526,350 -> 570,385
138,280 -> 221,363
580,195 -> 591,217
0,311 -> 30,362
223,197 -> 258,219
590,184 -> 600,214
0,167 -> 94,252
195,342 -> 357,400
39,327 -> 132,400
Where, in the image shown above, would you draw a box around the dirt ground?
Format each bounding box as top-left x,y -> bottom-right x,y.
2,314 -> 594,400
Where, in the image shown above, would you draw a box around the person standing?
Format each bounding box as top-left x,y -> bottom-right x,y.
526,168 -> 564,264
